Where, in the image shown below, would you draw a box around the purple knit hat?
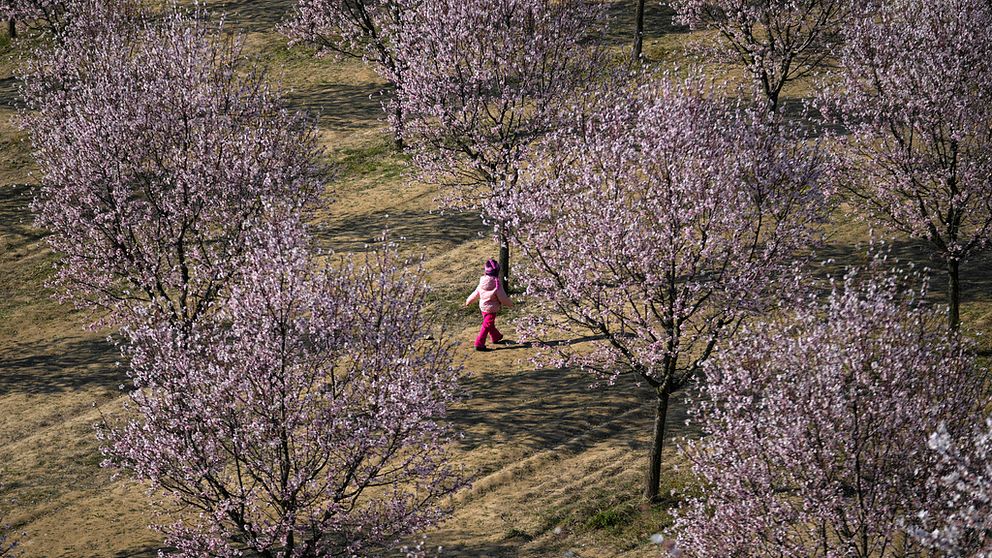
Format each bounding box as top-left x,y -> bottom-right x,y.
484,258 -> 500,277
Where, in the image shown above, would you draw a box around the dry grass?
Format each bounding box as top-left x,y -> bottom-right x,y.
1,1 -> 991,556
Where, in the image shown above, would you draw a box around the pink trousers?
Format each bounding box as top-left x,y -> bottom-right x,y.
475,312 -> 503,348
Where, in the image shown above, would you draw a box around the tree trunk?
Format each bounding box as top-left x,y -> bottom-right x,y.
392,100 -> 405,151
764,83 -> 781,113
7,19 -> 14,40
948,257 -> 961,330
644,387 -> 670,502
498,226 -> 510,293
631,0 -> 645,63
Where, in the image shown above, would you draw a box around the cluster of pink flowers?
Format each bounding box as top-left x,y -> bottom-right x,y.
672,255 -> 989,557
916,418 -> 992,556
819,0 -> 992,330
20,0 -> 992,555
26,2 -> 464,556
670,0 -> 851,112
392,0 -> 605,205
0,0 -> 63,30
100,225 -> 464,557
25,1 -> 324,330
394,0 -> 606,284
501,72 -> 830,500
282,0 -> 406,68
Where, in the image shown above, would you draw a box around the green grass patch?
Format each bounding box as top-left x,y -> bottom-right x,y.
586,504 -> 635,531
536,464 -> 702,551
330,139 -> 408,187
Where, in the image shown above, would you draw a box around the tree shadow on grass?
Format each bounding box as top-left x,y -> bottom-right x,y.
113,545 -> 164,558
314,208 -> 486,253
603,0 -> 688,50
284,82 -> 386,132
205,0 -> 295,33
450,363 -> 658,455
414,539 -> 518,558
0,336 -> 122,396
0,183 -> 44,255
813,236 -> 992,305
488,334 -> 610,351
123,540 -> 515,558
0,76 -> 20,109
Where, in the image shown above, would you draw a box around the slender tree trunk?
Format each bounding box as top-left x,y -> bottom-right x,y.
766,85 -> 781,114
632,0 -> 646,63
948,257 -> 961,330
392,100 -> 405,151
498,224 -> 510,293
7,19 -> 14,40
644,387 -> 670,502
284,531 -> 294,558
946,161 -> 962,331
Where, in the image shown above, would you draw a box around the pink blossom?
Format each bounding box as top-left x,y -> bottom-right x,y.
99,228 -> 465,557
23,2 -> 326,330
393,0 -> 607,285
914,418 -> 992,557
673,255 -> 989,557
502,72 -> 829,500
670,0 -> 851,112
819,0 -> 992,329
0,0 -> 64,31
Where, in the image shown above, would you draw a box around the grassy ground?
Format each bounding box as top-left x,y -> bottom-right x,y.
1,2 -> 991,557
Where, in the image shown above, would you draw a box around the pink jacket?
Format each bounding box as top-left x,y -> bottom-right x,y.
466,275 -> 512,314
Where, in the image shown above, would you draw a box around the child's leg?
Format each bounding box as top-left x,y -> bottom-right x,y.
488,315 -> 503,343
475,313 -> 492,348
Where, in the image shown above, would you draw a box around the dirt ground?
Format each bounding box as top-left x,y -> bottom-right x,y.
2,2 -> 992,557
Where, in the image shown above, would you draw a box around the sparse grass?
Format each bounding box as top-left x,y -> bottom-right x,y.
329,138 -> 408,188
503,526 -> 536,542
529,461 -> 700,552
586,505 -> 635,531
2,2 -> 990,557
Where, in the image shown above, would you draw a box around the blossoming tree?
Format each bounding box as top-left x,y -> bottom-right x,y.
0,0 -> 65,37
282,0 -> 413,147
502,73 -> 829,501
914,418 -> 992,557
820,0 -> 992,330
25,3 -> 325,331
100,229 -> 465,557
670,0 -> 850,112
672,259 -> 989,557
394,0 -> 606,289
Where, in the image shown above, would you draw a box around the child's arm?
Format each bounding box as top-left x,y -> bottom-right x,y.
496,283 -> 513,308
464,287 -> 481,307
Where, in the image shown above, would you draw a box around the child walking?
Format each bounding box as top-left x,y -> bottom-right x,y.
464,258 -> 513,351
